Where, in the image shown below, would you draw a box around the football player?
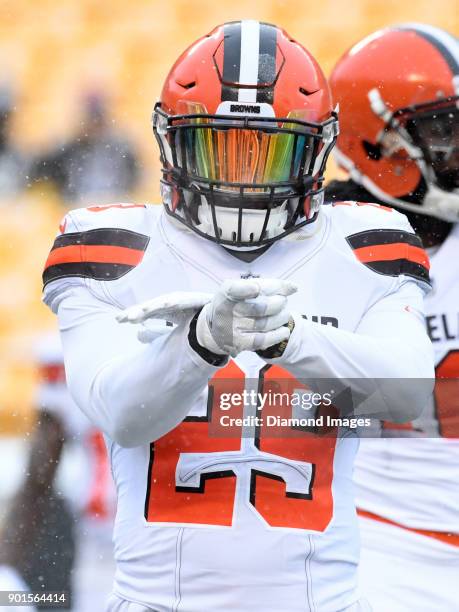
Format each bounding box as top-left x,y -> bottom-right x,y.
0,334 -> 74,612
0,333 -> 115,612
42,21 -> 434,612
327,24 -> 459,611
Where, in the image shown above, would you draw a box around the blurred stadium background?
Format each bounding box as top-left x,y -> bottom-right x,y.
0,0 -> 458,434
0,0 -> 457,607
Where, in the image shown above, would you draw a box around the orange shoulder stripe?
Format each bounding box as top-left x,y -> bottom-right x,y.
354,243 -> 429,268
45,244 -> 145,269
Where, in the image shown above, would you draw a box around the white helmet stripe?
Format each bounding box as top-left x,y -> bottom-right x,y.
238,20 -> 260,103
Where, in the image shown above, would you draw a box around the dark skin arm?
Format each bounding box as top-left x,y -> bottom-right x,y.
0,411 -> 65,569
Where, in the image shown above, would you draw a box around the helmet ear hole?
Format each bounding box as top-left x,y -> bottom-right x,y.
362,140 -> 382,161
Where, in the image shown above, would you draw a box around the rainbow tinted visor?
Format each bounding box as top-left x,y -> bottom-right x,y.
153,102 -> 338,194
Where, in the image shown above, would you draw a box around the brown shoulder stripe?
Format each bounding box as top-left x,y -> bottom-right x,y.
346,229 -> 430,284
43,228 -> 149,287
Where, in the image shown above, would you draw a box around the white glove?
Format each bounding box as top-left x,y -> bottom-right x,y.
117,292 -> 213,344
116,292 -> 212,325
136,321 -> 174,344
196,278 -> 297,357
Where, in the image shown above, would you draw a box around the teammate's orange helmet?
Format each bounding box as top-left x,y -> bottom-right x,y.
153,20 -> 338,248
329,24 -> 459,222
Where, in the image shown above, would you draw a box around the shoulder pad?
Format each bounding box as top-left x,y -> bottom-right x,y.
58,202 -> 151,233
43,203 -> 151,288
330,200 -> 401,230
331,201 -> 431,287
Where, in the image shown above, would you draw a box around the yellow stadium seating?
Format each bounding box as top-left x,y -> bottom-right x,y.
0,0 -> 457,432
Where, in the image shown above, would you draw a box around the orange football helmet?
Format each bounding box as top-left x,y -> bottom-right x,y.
153,21 -> 338,248
330,24 -> 459,222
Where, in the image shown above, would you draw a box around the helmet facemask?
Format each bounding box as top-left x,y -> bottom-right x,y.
368,89 -> 459,222
153,102 -> 338,248
404,102 -> 459,192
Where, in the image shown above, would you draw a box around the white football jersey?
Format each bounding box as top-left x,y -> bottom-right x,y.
354,223 -> 459,535
42,202 -> 433,612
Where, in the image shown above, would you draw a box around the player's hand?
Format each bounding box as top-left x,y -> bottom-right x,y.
196,278 -> 297,357
116,292 -> 213,325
